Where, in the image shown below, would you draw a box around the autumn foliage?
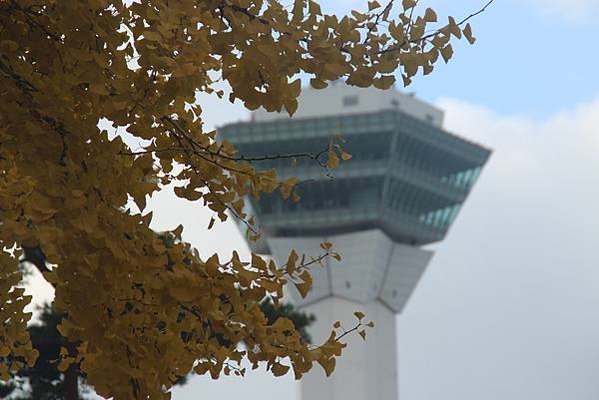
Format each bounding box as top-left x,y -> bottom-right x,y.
0,0 -> 480,398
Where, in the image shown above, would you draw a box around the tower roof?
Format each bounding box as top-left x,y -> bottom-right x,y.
251,81 -> 445,127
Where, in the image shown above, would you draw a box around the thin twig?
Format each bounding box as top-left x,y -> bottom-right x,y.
457,0 -> 494,26
379,0 -> 495,55
336,322 -> 363,342
362,0 -> 396,45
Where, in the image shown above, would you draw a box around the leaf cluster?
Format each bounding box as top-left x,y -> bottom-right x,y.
0,0 -> 483,398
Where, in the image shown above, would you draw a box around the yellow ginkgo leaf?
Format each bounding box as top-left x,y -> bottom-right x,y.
441,44 -> 454,63
463,23 -> 476,44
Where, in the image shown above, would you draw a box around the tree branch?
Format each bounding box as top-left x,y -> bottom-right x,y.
379,0 -> 495,55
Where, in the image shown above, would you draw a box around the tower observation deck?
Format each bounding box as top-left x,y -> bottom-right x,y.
219,82 -> 490,400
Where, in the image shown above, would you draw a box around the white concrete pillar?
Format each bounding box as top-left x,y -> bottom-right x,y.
266,229 -> 434,400
300,298 -> 398,400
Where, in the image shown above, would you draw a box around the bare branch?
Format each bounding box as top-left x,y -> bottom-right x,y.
335,322 -> 363,342
457,0 -> 494,26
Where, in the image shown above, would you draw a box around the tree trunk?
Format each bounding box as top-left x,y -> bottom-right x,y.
63,364 -> 79,400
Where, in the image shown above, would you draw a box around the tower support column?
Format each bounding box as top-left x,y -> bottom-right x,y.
266,230 -> 434,400
300,298 -> 398,400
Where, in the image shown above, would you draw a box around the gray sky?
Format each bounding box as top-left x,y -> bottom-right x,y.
170,1 -> 599,397
163,86 -> 599,400
24,0 -> 599,399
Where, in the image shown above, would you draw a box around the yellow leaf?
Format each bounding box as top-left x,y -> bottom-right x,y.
354,311 -> 365,320
251,253 -> 267,270
402,0 -> 417,10
285,98 -> 299,116
368,1 -> 381,11
280,176 -> 297,199
411,18 -> 426,40
58,357 -> 73,372
207,217 -> 215,230
295,270 -> 313,298
347,67 -> 375,87
373,75 -> 396,90
358,330 -> 366,341
351,10 -> 367,22
0,0 -> 476,395
309,1 -> 322,15
320,241 -> 333,251
287,249 -> 299,269
0,364 -> 9,381
424,8 -> 437,22
89,82 -> 109,95
317,357 -> 336,377
169,285 -> 198,302
463,23 -> 476,44
310,78 -> 328,89
440,44 -> 454,63
289,78 -> 302,99
143,30 -> 162,41
0,40 -> 18,52
173,224 -> 184,238
327,147 -> 340,169
271,362 -> 290,377
432,33 -> 450,48
447,16 -> 462,39
389,22 -> 405,42
194,363 -> 211,375
43,271 -> 59,284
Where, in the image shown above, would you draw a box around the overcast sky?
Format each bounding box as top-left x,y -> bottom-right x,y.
25,1 -> 599,399
171,1 -> 599,398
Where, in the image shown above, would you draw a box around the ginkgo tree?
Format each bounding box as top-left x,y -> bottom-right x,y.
0,0 -> 488,398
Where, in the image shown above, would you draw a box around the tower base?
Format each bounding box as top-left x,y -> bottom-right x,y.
266,229 -> 434,400
301,297 -> 398,400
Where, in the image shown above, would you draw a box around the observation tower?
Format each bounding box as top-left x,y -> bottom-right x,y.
219,82 -> 490,400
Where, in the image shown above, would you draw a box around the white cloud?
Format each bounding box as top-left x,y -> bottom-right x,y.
437,95 -> 599,194
398,95 -> 599,400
